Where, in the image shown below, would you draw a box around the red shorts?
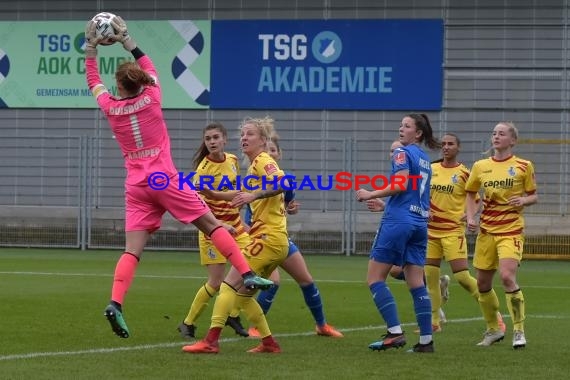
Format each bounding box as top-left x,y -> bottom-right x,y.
125,177 -> 209,232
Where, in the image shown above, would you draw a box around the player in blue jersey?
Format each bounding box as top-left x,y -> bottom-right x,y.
356,113 -> 440,353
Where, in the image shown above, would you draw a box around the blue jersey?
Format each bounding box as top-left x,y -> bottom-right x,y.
244,204 -> 253,227
382,144 -> 431,225
244,171 -> 295,226
283,171 -> 296,204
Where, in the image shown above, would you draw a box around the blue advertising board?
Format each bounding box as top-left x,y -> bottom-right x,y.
210,19 -> 443,110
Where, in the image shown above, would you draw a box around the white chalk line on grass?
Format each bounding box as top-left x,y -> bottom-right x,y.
0,271 -> 208,281
0,314 -> 566,362
1,271 -> 570,289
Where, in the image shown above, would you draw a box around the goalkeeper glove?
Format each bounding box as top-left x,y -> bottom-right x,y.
84,20 -> 101,57
111,15 -> 137,52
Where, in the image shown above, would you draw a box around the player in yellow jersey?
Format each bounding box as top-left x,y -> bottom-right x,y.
248,134 -> 343,338
177,122 -> 250,339
465,122 -> 537,349
183,116 -> 289,354
426,133 -> 504,333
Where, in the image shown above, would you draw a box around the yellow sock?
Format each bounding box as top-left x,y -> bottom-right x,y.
453,270 -> 480,301
424,265 -> 441,326
210,283 -> 237,329
506,289 -> 525,331
478,288 -> 500,330
184,283 -> 217,325
235,293 -> 272,338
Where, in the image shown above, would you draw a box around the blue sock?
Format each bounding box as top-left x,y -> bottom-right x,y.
256,284 -> 279,315
411,286 -> 432,335
369,281 -> 400,328
301,283 -> 325,326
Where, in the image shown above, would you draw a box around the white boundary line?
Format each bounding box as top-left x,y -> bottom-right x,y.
1,271 -> 570,289
0,314 -> 566,362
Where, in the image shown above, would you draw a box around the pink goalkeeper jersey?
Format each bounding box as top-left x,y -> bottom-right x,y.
86,55 -> 177,186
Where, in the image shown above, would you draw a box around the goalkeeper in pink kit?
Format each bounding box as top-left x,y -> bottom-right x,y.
84,15 -> 273,338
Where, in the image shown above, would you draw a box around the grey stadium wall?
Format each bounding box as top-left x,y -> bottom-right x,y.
0,0 -> 569,258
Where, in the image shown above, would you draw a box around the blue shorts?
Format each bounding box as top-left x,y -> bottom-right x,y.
287,238 -> 299,257
369,222 -> 427,267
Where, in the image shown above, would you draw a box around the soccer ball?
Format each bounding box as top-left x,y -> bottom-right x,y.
91,12 -> 118,46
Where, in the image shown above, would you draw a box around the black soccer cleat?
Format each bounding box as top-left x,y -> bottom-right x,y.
177,322 -> 196,339
225,316 -> 249,337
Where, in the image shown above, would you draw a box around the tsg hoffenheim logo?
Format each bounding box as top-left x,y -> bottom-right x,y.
312,31 -> 342,64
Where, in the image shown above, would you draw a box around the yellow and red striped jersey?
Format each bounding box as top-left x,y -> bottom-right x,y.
465,155 -> 536,235
196,153 -> 246,236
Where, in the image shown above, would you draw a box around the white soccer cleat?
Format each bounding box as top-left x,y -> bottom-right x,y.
512,330 -> 526,349
476,329 -> 505,346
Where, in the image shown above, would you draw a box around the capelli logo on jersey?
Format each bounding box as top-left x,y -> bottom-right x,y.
431,184 -> 454,194
483,178 -> 514,189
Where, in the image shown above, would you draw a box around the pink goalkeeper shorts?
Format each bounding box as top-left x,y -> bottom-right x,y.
125,176 -> 210,232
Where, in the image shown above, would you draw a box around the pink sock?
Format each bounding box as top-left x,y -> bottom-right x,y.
209,227 -> 250,275
111,253 -> 139,305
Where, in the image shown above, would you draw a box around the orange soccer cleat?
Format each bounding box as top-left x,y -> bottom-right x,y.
414,324 -> 442,334
247,341 -> 281,353
316,323 -> 344,338
182,340 -> 219,354
248,327 -> 261,338
497,312 -> 507,333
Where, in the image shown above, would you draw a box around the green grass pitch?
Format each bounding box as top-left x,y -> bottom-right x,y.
0,248 -> 568,379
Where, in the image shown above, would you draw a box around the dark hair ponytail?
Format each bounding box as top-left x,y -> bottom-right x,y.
407,113 -> 441,150
191,122 -> 227,170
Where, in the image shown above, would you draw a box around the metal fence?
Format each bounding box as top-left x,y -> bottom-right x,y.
1,134 -> 569,259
